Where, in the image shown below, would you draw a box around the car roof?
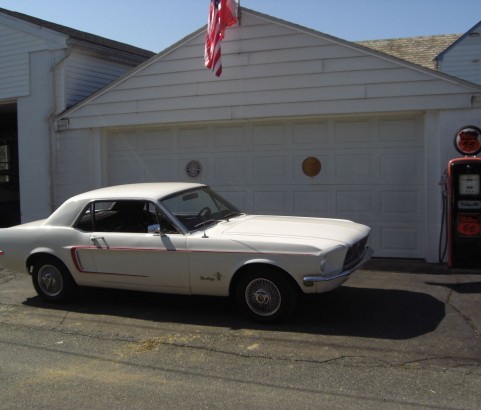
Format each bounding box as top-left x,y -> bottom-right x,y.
44,183 -> 205,226
69,182 -> 205,202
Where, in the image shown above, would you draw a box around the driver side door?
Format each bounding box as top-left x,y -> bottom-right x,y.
73,200 -> 190,293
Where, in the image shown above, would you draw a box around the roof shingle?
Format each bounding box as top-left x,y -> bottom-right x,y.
0,7 -> 154,58
357,34 -> 461,70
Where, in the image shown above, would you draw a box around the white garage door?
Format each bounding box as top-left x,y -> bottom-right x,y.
106,114 -> 425,258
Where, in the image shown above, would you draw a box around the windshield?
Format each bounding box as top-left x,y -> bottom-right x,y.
160,187 -> 242,232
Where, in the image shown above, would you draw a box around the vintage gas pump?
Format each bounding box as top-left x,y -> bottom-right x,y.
447,126 -> 481,268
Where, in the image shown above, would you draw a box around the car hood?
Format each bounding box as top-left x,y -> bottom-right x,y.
212,215 -> 370,249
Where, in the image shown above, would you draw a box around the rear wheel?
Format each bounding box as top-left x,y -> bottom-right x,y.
235,268 -> 298,323
31,257 -> 76,302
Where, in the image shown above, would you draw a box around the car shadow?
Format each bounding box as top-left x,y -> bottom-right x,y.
23,285 -> 445,340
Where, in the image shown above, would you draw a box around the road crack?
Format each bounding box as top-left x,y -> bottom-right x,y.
446,286 -> 481,342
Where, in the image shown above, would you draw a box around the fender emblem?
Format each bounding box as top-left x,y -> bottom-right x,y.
200,272 -> 222,281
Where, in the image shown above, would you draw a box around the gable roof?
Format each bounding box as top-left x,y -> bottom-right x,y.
357,34 -> 461,70
56,7 -> 481,129
0,7 -> 154,59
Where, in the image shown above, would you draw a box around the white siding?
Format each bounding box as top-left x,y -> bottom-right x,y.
64,51 -> 138,109
0,22 -> 50,99
437,33 -> 481,85
56,129 -> 93,201
63,11 -> 479,129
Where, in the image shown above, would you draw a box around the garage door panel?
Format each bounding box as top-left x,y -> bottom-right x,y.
109,158 -> 177,184
334,120 -> 372,143
379,152 -> 423,183
144,130 -> 174,150
214,157 -> 248,182
292,121 -> 329,145
294,191 -> 329,215
178,127 -> 209,148
379,118 -> 421,144
380,225 -> 423,256
252,123 -> 286,147
108,131 -> 178,184
336,191 -> 373,214
380,190 -> 424,217
335,154 -> 373,179
106,114 -> 425,258
109,159 -> 145,185
219,190 -> 249,211
254,190 -> 290,214
253,155 -> 289,181
213,125 -> 246,150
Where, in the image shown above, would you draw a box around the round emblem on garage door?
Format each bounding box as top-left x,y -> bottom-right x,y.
302,156 -> 321,177
186,160 -> 202,178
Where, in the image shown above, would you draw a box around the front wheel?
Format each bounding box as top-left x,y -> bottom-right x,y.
235,269 -> 298,323
31,257 -> 76,303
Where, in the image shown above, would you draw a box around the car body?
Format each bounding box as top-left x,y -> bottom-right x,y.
0,183 -> 372,322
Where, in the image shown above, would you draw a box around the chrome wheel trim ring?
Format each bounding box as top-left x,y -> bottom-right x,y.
38,264 -> 63,297
245,278 -> 281,317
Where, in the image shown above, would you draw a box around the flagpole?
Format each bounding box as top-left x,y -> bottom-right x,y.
237,0 -> 241,25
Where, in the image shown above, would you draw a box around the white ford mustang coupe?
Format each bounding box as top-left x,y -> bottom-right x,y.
0,183 -> 372,323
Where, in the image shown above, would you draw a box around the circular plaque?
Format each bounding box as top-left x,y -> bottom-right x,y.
454,126 -> 481,155
186,160 -> 202,177
302,157 -> 321,177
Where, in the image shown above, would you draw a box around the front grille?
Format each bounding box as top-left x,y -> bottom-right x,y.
343,236 -> 368,270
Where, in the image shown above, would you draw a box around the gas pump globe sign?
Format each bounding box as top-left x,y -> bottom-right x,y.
454,126 -> 481,155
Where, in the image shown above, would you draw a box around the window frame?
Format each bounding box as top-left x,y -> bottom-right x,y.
73,199 -> 181,235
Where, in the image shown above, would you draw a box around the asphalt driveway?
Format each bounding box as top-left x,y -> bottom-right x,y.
0,260 -> 480,409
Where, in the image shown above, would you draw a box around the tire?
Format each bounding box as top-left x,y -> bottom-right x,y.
235,268 -> 298,323
31,257 -> 76,303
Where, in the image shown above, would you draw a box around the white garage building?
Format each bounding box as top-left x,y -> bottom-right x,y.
52,8 -> 481,262
0,7 -> 153,226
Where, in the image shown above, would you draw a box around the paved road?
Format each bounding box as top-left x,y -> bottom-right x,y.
0,260 -> 480,409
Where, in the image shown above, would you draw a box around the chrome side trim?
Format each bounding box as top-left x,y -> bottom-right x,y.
303,247 -> 374,284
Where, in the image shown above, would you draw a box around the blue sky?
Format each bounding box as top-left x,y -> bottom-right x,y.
0,0 -> 480,52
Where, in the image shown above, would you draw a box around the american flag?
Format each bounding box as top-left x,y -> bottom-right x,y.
204,0 -> 238,77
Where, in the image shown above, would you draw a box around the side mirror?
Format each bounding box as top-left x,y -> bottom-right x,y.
147,224 -> 161,234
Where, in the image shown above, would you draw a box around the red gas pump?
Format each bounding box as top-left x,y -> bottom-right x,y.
447,126 -> 481,268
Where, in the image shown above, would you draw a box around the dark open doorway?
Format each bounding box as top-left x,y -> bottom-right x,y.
0,102 -> 20,227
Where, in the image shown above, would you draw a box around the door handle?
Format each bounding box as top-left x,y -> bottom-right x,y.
90,236 -> 109,249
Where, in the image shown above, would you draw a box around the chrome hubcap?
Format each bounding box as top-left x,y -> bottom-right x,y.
245,278 -> 281,317
38,265 -> 63,297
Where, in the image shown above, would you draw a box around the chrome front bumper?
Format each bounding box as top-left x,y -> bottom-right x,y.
303,247 -> 374,285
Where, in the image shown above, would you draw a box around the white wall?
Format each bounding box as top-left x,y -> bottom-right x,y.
437,28 -> 481,86
64,51 -> 139,110
17,51 -> 55,221
0,20 -> 51,100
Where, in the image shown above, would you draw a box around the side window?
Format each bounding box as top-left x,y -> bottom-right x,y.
75,202 -> 116,232
75,200 -> 179,234
146,202 -> 179,235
